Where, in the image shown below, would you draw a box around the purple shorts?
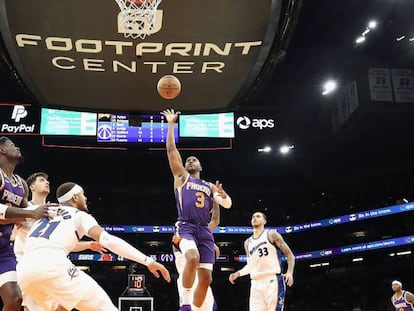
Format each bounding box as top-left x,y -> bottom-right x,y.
0,243 -> 17,274
175,221 -> 215,264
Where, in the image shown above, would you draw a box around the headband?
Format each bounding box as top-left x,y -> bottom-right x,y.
392,280 -> 402,287
57,184 -> 83,203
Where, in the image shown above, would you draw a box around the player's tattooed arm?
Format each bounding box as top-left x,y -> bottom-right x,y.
269,230 -> 295,287
406,291 -> 414,304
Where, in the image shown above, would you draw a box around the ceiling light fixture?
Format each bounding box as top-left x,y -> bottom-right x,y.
280,145 -> 294,154
368,20 -> 377,29
355,36 -> 366,44
258,146 -> 272,153
322,80 -> 337,95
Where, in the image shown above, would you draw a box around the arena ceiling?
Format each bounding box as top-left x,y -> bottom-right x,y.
0,0 -> 300,112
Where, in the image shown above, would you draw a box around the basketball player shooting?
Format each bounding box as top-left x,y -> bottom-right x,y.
161,109 -> 232,311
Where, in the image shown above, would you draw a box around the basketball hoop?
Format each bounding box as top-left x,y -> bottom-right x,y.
115,0 -> 162,39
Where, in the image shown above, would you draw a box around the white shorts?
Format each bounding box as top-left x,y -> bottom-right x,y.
174,249 -> 216,311
178,239 -> 213,271
22,292 -> 57,311
0,271 -> 17,288
17,248 -> 117,311
249,275 -> 285,311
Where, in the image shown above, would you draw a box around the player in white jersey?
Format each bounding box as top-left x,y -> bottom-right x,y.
13,173 -> 106,311
16,182 -> 171,311
229,212 -> 295,311
173,200 -> 220,311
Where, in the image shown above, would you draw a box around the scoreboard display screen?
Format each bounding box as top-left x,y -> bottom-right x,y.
40,108 -> 97,136
179,112 -> 235,138
97,113 -> 178,143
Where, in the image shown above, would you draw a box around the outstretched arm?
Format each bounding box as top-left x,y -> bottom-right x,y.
87,224 -> 171,282
160,109 -> 187,186
269,230 -> 295,287
72,241 -> 107,254
0,204 -> 50,221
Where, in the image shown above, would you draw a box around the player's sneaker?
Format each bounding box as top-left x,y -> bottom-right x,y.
179,305 -> 192,311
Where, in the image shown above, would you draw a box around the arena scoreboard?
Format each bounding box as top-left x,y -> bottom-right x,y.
96,113 -> 178,143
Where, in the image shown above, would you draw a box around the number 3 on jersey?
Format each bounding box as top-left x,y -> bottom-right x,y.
30,218 -> 60,239
195,191 -> 205,208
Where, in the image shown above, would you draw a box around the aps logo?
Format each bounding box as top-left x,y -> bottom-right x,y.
236,116 -> 275,130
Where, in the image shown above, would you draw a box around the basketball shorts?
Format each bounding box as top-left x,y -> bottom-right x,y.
249,274 -> 286,311
17,248 -> 116,311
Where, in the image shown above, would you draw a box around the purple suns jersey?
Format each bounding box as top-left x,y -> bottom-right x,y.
0,169 -> 25,246
175,175 -> 213,225
392,291 -> 414,310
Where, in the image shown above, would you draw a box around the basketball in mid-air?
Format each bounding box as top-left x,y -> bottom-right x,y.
157,75 -> 182,100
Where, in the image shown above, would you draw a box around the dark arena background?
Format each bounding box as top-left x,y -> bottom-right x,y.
1,0 -> 414,310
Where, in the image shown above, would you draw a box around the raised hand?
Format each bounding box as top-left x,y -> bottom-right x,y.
160,109 -> 181,124
215,180 -> 227,199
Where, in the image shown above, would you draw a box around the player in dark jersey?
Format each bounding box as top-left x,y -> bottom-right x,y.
161,109 -> 232,311
0,137 -> 49,311
391,280 -> 414,311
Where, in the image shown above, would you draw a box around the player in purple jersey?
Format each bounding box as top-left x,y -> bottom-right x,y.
0,137 -> 49,311
161,109 -> 232,311
391,280 -> 414,311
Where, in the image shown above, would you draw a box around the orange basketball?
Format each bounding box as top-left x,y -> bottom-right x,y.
157,75 -> 182,100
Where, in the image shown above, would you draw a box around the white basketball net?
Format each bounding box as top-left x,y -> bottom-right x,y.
115,0 -> 162,39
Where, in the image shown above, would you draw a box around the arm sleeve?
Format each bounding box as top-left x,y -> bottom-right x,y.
213,192 -> 232,209
98,231 -> 154,267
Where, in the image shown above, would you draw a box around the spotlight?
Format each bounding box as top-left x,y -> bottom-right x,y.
279,145 -> 294,154
355,36 -> 366,44
322,80 -> 337,95
258,146 -> 272,153
368,20 -> 377,29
